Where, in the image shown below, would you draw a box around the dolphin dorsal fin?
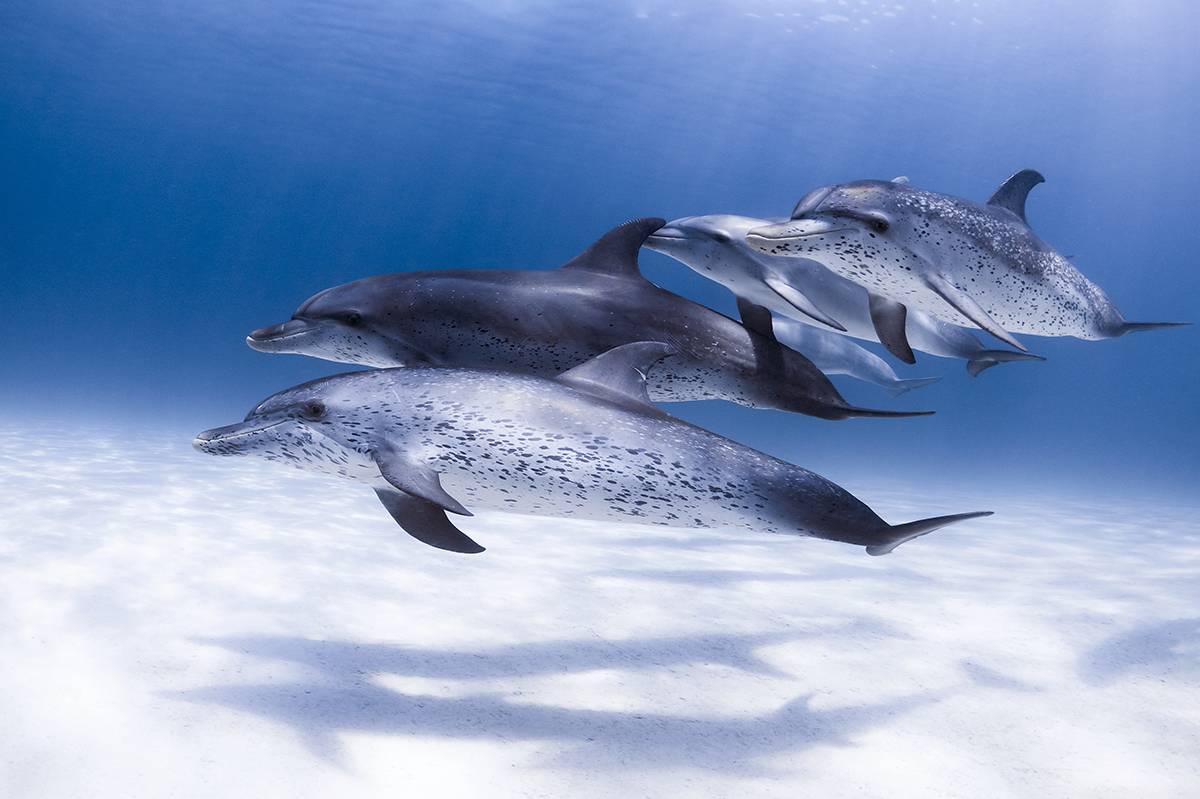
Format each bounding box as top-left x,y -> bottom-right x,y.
558,217 -> 666,277
985,169 -> 1045,223
555,341 -> 675,416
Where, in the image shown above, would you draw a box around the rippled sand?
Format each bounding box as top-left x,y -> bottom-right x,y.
2,420 -> 1197,798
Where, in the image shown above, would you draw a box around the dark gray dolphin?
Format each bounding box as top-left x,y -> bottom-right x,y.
194,342 -> 991,555
746,172 -> 1187,358
247,218 -> 930,421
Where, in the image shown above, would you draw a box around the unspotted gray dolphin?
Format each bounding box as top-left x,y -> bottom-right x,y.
194,343 -> 991,555
770,317 -> 942,397
646,213 -> 1043,372
247,218 -> 927,421
745,172 -> 1186,356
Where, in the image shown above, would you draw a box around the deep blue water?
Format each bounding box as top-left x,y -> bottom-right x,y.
2,0 -> 1197,498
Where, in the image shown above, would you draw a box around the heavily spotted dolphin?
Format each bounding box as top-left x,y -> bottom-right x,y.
745,171 -> 1187,357
645,214 -> 1044,373
194,343 -> 991,555
246,218 -> 927,421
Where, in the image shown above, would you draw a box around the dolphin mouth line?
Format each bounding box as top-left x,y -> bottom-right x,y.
752,226 -> 852,241
247,318 -> 319,344
194,419 -> 288,447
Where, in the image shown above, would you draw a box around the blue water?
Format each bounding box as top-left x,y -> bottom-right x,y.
2,0 -> 1197,498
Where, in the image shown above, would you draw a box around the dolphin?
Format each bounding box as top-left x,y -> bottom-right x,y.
193,342 -> 992,555
770,317 -> 942,397
744,171 -> 1187,356
645,214 -> 1045,373
245,218 -> 928,421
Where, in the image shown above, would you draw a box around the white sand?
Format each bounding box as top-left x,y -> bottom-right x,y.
1,419 -> 1197,798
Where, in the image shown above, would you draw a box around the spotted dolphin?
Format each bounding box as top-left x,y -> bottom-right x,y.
645,214 -> 1044,373
745,171 -> 1187,356
193,343 -> 991,555
246,218 -> 928,421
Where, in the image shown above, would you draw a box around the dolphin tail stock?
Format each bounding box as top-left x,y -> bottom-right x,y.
883,376 -> 943,398
865,511 -> 993,556
1115,320 -> 1191,337
965,349 -> 1047,377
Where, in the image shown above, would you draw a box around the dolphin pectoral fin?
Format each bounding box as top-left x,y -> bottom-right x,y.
374,444 -> 472,517
736,296 -> 776,340
373,488 -> 485,553
921,273 -> 1029,352
867,293 -> 915,364
763,277 -> 847,331
866,511 -> 993,556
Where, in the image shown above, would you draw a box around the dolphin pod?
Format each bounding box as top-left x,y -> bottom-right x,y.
744,171 -> 1187,360
245,218 -> 928,421
198,167 -> 1183,559
195,343 -> 991,555
645,213 -> 1044,373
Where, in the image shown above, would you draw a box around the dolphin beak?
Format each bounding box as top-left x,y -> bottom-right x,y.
193,419 -> 284,453
642,223 -> 688,254
246,318 -> 316,351
193,422 -> 246,453
745,219 -> 846,254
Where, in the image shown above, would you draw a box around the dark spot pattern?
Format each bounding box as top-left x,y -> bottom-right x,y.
196,368 -> 893,546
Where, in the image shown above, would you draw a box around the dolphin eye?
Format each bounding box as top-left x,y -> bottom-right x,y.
345,313 -> 363,326
870,218 -> 889,233
299,401 -> 326,419
711,233 -> 732,244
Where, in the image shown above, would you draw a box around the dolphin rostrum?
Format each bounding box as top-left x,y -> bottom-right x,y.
744,171 -> 1187,357
194,342 -> 992,555
246,218 -> 929,421
646,213 -> 1044,373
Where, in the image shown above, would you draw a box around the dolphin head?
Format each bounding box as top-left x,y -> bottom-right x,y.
247,277 -> 434,368
645,215 -> 780,254
193,373 -> 383,482
744,180 -> 931,277
644,214 -> 789,277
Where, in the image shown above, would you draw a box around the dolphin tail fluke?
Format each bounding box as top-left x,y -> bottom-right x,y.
1116,321 -> 1190,337
966,349 -> 1047,377
833,405 -> 936,419
866,510 -> 993,556
374,488 -> 485,553
883,376 -> 943,398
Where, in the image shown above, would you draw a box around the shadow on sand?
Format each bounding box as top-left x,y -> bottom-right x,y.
1078,617 -> 1200,686
169,631 -> 935,773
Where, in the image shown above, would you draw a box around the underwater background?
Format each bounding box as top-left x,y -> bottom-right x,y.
3,3 -> 1200,796
3,0 -> 1197,497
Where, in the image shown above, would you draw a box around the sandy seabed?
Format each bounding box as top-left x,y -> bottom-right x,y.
1,419 -> 1197,798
